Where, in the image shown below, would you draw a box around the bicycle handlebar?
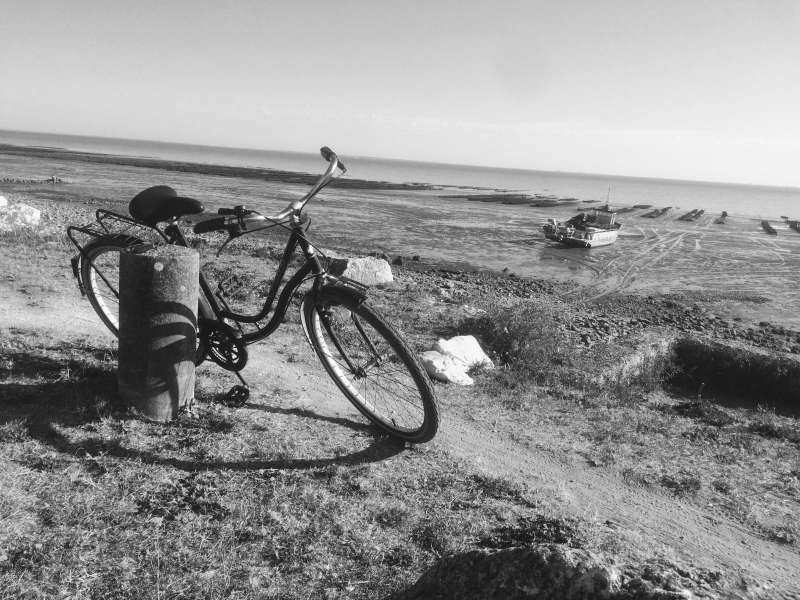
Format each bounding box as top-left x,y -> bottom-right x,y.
193,146 -> 346,235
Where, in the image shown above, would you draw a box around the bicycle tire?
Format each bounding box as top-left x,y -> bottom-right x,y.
80,234 -> 141,337
80,234 -> 209,365
302,292 -> 439,443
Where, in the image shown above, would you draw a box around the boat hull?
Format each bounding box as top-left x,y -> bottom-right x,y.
560,230 -> 618,248
543,224 -> 619,248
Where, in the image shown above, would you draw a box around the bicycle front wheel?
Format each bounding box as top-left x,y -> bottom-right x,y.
302,293 -> 439,443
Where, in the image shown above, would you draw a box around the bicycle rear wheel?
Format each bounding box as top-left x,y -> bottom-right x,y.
80,234 -> 141,336
302,292 -> 439,443
79,234 -> 209,365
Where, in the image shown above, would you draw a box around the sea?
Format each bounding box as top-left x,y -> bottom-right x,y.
1,129 -> 798,220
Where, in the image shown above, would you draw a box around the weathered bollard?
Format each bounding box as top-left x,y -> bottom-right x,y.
118,245 -> 199,421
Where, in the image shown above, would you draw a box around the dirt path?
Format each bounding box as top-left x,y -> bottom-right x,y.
438,414 -> 800,596
229,329 -> 800,596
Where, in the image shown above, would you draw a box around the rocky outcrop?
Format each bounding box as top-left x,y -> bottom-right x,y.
388,544 -> 693,600
0,176 -> 64,184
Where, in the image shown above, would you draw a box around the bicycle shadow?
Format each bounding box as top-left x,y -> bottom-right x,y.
1,343 -> 404,472
240,403 -> 374,433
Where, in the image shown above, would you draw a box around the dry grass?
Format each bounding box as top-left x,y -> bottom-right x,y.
0,328 -> 595,599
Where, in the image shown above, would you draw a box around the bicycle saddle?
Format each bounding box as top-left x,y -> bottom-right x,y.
129,185 -> 204,226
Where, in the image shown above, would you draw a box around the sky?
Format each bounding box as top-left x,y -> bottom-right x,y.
1,0 -> 799,186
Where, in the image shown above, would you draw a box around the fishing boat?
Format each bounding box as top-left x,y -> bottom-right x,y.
543,210 -> 621,248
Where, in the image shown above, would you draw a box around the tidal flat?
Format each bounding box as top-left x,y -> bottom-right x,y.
2,143 -> 800,330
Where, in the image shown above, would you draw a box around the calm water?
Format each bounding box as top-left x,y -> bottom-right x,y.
2,129 -> 799,220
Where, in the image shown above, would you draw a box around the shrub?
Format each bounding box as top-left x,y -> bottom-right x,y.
459,299 -> 579,387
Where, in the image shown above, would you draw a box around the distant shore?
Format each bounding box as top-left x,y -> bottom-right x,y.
3,141 -> 797,223
3,130 -> 800,220
0,143 -> 439,193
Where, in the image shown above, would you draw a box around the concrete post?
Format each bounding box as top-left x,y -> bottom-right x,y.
118,245 -> 199,421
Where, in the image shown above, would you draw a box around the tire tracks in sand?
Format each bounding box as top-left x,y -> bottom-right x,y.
570,229 -> 691,302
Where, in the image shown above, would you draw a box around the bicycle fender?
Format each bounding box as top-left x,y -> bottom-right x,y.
299,280 -> 368,349
320,278 -> 369,305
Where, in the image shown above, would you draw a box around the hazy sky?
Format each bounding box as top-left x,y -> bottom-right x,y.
2,0 -> 799,186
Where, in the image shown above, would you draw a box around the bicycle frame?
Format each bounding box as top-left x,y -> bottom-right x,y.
166,218 -> 327,346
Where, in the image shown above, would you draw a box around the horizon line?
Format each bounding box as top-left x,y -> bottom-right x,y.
2,127 -> 799,193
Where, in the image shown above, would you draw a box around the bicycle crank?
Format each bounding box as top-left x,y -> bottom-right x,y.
200,321 -> 248,371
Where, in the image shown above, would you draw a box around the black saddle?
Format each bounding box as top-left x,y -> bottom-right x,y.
129,186 -> 204,226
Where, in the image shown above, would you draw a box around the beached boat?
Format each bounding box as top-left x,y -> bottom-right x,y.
762,220 -> 777,235
678,209 -> 704,221
543,210 -> 621,248
642,206 -> 672,218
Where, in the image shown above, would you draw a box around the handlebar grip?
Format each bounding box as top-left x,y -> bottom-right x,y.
320,146 -> 347,174
193,216 -> 228,234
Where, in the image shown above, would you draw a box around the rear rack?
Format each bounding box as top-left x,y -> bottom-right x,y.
66,209 -> 167,296
66,209 -> 167,250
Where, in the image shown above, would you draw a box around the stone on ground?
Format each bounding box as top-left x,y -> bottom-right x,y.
433,335 -> 495,370
0,195 -> 7,209
420,335 -> 494,386
420,350 -> 474,385
328,256 -> 393,286
0,202 -> 41,230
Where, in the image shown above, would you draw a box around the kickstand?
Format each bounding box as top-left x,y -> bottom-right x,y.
234,370 -> 249,388
225,371 -> 250,406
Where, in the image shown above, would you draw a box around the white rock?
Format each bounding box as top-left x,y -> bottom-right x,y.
0,196 -> 7,209
329,256 -> 393,286
433,335 -> 494,370
0,202 -> 41,230
420,351 -> 474,385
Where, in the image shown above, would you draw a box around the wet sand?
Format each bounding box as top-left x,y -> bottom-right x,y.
2,144 -> 799,328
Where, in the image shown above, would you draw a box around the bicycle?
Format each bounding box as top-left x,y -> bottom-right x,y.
67,147 -> 439,443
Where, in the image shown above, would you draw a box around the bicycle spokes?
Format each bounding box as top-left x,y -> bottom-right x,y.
320,308 -> 386,377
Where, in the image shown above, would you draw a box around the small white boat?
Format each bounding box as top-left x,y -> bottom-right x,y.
543,210 -> 621,248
